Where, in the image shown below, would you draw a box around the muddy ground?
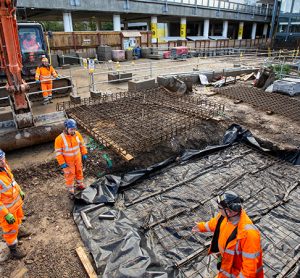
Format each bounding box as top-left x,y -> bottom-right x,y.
1,55 -> 300,278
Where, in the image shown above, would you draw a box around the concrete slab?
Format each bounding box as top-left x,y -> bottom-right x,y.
128,78 -> 157,91
108,72 -> 132,83
90,91 -> 102,98
70,95 -> 81,104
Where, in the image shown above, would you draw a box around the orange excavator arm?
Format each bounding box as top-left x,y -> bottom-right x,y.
0,0 -> 32,125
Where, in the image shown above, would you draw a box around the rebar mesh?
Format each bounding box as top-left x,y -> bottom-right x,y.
214,85 -> 300,122
57,88 -> 224,159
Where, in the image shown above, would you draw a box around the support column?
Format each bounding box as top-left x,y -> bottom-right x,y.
63,12 -> 73,32
238,22 -> 244,40
164,23 -> 169,40
263,23 -> 268,38
180,17 -> 186,38
197,23 -> 201,36
222,20 -> 228,38
151,16 -> 158,43
203,19 -> 209,39
251,23 -> 257,39
96,20 -> 101,31
113,14 -> 121,31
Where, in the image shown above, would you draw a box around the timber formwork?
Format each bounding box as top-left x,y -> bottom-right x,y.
57,88 -> 224,160
213,85 -> 300,122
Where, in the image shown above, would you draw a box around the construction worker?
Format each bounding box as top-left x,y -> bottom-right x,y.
54,119 -> 88,197
192,191 -> 264,277
35,57 -> 59,105
0,149 -> 27,259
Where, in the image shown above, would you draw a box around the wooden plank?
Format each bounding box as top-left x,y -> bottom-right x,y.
76,246 -> 98,278
10,266 -> 28,278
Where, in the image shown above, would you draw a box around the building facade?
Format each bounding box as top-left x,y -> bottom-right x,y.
276,0 -> 300,46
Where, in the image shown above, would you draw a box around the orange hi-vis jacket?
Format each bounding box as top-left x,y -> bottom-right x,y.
55,131 -> 87,166
0,162 -> 23,219
197,210 -> 264,278
35,65 -> 57,84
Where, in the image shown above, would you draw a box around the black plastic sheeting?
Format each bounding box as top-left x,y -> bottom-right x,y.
73,124 -> 300,277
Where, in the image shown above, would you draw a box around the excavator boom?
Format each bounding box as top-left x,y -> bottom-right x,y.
0,0 -> 33,128
0,0 -> 68,151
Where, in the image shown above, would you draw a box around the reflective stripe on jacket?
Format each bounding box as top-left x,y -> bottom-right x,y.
0,162 -> 23,218
54,131 -> 87,166
197,210 -> 264,277
35,65 -> 57,83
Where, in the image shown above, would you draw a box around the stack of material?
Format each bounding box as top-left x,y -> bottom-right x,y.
273,78 -> 300,96
97,46 -> 112,61
112,50 -> 125,62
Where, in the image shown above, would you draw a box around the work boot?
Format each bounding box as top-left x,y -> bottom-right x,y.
68,188 -> 75,200
76,183 -> 86,191
18,226 -> 31,239
9,244 -> 26,259
48,96 -> 53,103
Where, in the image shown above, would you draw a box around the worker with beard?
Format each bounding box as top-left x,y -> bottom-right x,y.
192,191 -> 264,277
0,149 -> 28,259
35,57 -> 59,105
54,119 -> 88,198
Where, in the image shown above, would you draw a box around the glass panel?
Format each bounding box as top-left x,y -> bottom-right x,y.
280,0 -> 293,13
292,0 -> 300,14
290,24 -> 300,33
18,27 -> 43,53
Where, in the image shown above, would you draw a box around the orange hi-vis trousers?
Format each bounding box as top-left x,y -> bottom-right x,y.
62,156 -> 84,191
1,206 -> 24,246
41,82 -> 53,99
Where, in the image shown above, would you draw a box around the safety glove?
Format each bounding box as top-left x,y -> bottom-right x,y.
20,190 -> 25,200
55,77 -> 60,80
5,213 -> 16,224
82,154 -> 88,161
35,80 -> 40,84
60,163 -> 68,169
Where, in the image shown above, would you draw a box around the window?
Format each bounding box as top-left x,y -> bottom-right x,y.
18,27 -> 43,53
280,0 -> 293,13
70,0 -> 80,6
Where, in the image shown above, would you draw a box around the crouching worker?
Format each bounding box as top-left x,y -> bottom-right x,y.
192,191 -> 264,277
0,149 -> 27,259
55,119 -> 88,197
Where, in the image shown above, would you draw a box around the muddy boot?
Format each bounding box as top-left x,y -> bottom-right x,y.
18,226 -> 31,239
76,183 -> 86,191
9,244 -> 26,259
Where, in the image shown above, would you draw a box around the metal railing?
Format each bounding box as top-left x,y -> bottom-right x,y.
136,0 -> 272,16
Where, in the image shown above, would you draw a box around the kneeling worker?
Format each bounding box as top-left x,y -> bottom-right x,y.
55,119 -> 88,197
192,191 -> 264,277
0,149 -> 27,259
35,57 -> 59,105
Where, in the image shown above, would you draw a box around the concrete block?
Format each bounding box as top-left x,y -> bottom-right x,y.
108,72 -> 132,83
128,78 -> 156,91
125,50 -> 133,60
90,91 -> 102,98
141,48 -> 151,58
70,95 -> 81,104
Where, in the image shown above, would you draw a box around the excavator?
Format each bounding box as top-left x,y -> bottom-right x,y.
0,0 -> 69,151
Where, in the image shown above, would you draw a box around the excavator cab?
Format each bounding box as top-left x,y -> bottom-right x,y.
18,23 -> 47,77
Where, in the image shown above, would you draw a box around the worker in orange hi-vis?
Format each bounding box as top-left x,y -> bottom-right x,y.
192,191 -> 264,278
54,119 -> 88,198
35,57 -> 59,105
0,149 -> 28,259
